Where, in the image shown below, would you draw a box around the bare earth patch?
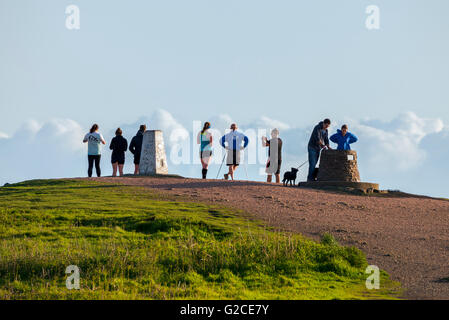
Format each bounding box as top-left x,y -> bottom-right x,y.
91,176 -> 449,299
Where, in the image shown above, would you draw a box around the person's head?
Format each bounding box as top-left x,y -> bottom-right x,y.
230,123 -> 237,131
271,128 -> 280,138
90,124 -> 99,133
323,118 -> 331,130
139,124 -> 146,132
341,124 -> 348,136
201,122 -> 211,133
115,128 -> 123,136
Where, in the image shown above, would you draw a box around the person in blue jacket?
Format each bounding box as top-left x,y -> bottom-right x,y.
330,124 -> 358,150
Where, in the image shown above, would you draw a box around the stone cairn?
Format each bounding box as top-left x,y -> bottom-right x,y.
317,150 -> 360,182
299,149 -> 380,193
139,130 -> 168,175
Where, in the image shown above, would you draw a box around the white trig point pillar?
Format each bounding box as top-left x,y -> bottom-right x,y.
139,130 -> 168,175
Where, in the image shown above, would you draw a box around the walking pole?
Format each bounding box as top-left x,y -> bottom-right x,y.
216,153 -> 226,179
243,161 -> 249,180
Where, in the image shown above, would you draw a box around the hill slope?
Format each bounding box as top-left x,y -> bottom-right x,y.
0,179 -> 398,300
93,176 -> 449,299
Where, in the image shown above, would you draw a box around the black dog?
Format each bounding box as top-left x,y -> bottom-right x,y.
282,168 -> 299,186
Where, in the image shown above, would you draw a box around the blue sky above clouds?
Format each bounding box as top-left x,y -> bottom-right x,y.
0,1 -> 448,197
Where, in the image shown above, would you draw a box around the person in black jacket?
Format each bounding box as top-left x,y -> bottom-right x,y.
129,124 -> 146,175
110,128 -> 128,177
307,119 -> 332,181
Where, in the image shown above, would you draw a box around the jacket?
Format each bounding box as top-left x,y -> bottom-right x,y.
330,130 -> 358,150
308,121 -> 329,151
129,130 -> 144,158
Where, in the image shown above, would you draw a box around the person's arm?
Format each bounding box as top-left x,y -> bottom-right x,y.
124,139 -> 128,152
243,136 -> 249,149
314,126 -> 325,148
197,132 -> 201,145
220,135 -> 226,149
83,133 -> 88,143
324,131 -> 330,147
129,137 -> 136,154
209,135 -> 213,147
322,130 -> 331,149
261,136 -> 268,147
330,133 -> 338,144
100,134 -> 106,145
109,138 -> 115,150
349,133 -> 358,144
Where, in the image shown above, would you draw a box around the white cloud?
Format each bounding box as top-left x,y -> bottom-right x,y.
351,112 -> 444,172
116,109 -> 189,148
0,118 -> 86,185
207,114 -> 234,133
253,116 -> 290,131
0,132 -> 9,139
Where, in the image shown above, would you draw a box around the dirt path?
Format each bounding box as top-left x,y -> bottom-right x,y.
93,176 -> 449,299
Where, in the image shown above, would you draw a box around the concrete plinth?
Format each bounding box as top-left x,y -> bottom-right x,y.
299,181 -> 379,191
298,149 -> 380,193
139,130 -> 168,175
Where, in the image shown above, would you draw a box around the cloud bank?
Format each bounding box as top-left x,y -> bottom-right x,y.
0,110 -> 447,198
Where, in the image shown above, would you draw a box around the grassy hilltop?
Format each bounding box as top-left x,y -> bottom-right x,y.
0,179 -> 399,299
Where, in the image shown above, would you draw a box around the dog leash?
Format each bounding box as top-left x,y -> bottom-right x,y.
296,160 -> 309,170
295,147 -> 327,170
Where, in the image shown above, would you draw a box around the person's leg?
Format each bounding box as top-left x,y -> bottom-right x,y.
275,174 -> 280,184
307,148 -> 318,181
87,155 -> 94,177
201,155 -> 211,179
201,158 -> 206,179
112,163 -> 118,177
118,164 -> 124,176
275,160 -> 281,184
95,155 -> 101,177
134,164 -> 139,175
230,165 -> 237,180
267,174 -> 272,183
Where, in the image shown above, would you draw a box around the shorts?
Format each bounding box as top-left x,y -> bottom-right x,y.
134,153 -> 141,165
200,150 -> 212,159
111,153 -> 125,165
266,159 -> 282,175
226,150 -> 240,166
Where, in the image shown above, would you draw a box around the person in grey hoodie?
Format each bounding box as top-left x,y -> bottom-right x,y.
307,119 -> 332,181
129,124 -> 146,175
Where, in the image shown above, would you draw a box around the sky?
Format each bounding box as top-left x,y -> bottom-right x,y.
0,0 -> 448,197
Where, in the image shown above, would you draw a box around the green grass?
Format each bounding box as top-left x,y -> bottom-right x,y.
0,179 -> 400,299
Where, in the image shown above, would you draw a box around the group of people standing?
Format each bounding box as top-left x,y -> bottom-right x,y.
197,119 -> 358,182
82,118 -> 358,182
197,122 -> 282,182
82,124 -> 147,177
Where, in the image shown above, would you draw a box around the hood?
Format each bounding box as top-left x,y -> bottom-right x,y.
318,121 -> 327,130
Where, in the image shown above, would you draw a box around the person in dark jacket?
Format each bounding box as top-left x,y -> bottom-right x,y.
307,119 -> 332,181
110,128 -> 128,177
129,124 -> 146,175
330,124 -> 358,150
